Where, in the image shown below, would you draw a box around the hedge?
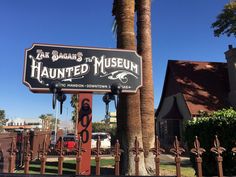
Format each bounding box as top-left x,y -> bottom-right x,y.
185,108 -> 236,176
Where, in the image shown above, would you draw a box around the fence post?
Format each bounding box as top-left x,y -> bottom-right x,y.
37,144 -> 40,160
92,136 -> 104,175
210,135 -> 225,177
56,137 -> 65,175
190,136 -> 205,177
8,137 -> 18,173
149,136 -> 165,176
112,140 -> 123,176
74,136 -> 86,175
38,137 -> 49,174
24,135 -> 32,174
170,136 -> 185,177
130,137 -> 143,176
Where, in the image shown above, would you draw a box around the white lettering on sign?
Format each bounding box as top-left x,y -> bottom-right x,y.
36,49 -> 50,60
51,50 -> 83,62
35,49 -> 83,62
29,55 -> 89,83
93,55 -> 139,75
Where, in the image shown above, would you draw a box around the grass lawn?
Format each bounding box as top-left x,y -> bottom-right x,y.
160,163 -> 195,177
16,158 -> 195,176
16,159 -> 115,175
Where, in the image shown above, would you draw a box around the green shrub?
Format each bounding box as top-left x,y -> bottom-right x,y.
185,108 -> 236,176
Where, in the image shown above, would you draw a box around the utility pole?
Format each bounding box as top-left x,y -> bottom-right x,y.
54,102 -> 59,144
75,95 -> 79,141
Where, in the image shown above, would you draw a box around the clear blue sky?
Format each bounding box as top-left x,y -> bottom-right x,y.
0,0 -> 235,123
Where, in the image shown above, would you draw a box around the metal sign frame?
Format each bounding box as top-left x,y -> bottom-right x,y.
23,43 -> 142,94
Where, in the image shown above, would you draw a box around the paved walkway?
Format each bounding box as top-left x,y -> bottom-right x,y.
160,154 -> 191,165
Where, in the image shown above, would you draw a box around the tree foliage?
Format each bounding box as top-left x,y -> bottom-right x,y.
0,109 -> 7,132
39,114 -> 59,131
212,2 -> 236,37
70,94 -> 78,123
185,108 -> 236,176
0,110 -> 6,122
92,122 -> 112,132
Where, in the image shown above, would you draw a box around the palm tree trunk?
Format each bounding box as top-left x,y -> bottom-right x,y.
137,0 -> 155,174
113,0 -> 146,175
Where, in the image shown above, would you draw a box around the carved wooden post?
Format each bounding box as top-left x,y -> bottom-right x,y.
149,136 -> 165,176
74,136 -> 86,175
190,136 -> 205,177
92,136 -> 104,175
130,137 -> 143,176
24,135 -> 32,174
210,135 -> 225,177
56,137 -> 65,175
112,140 -> 123,175
38,137 -> 49,174
170,136 -> 185,177
8,137 -> 18,173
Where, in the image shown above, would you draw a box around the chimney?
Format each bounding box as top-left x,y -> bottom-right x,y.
225,45 -> 236,107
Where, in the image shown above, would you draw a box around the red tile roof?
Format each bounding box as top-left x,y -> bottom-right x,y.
167,60 -> 230,115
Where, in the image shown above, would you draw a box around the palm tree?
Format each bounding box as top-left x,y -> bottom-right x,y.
136,0 -> 155,173
39,114 -> 58,131
39,114 -> 49,130
212,1 -> 236,37
0,109 -> 7,132
50,117 -> 60,131
113,0 -> 146,175
70,94 -> 78,123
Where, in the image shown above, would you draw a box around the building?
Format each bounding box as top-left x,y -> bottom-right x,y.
155,46 -> 236,146
107,112 -> 117,127
101,112 -> 117,127
4,117 -> 42,131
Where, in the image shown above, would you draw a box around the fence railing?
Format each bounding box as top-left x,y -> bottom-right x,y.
3,135 -> 236,176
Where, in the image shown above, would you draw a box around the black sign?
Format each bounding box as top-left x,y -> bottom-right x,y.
23,43 -> 142,93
